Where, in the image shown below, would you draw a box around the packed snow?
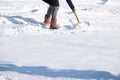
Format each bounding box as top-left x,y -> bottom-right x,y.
0,0 -> 120,80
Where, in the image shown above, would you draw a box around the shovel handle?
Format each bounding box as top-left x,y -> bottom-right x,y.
73,11 -> 80,23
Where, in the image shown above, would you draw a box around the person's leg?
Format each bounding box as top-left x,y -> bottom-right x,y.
46,5 -> 53,16
50,6 -> 59,29
51,6 -> 59,20
44,5 -> 53,26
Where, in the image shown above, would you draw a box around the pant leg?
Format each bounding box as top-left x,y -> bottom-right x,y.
46,5 -> 53,16
51,6 -> 59,20
46,5 -> 59,20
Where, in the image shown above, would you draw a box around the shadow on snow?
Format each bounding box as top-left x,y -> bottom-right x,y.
3,15 -> 46,28
0,63 -> 120,80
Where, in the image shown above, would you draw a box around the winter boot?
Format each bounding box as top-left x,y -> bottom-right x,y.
44,14 -> 51,26
50,19 -> 57,29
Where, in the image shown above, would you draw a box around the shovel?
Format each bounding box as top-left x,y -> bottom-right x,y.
73,11 -> 80,23
73,11 -> 90,26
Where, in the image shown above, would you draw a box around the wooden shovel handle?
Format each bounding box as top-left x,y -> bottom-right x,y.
74,11 -> 80,23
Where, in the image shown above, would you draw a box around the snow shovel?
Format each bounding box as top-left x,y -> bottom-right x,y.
73,11 -> 90,26
73,11 -> 80,23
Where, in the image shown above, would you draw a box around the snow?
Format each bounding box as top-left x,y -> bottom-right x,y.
0,0 -> 120,80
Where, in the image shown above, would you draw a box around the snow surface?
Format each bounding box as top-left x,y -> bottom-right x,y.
0,0 -> 120,80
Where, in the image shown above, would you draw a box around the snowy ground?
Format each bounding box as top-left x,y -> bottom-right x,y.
0,0 -> 120,80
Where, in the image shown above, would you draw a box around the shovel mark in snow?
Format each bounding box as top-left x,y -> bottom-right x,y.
31,9 -> 38,13
67,19 -> 90,29
82,20 -> 90,26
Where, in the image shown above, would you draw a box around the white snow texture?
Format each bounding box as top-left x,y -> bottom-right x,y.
0,0 -> 120,80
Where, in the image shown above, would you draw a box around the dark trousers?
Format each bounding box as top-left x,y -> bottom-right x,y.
46,5 -> 59,20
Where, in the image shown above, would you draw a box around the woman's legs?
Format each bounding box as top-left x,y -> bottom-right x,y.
44,5 -> 59,29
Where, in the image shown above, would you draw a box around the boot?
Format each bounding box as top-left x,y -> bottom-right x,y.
44,14 -> 50,26
50,19 -> 57,29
